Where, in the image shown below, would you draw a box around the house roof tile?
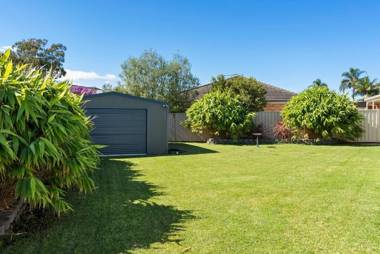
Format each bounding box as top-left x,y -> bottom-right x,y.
190,79 -> 296,102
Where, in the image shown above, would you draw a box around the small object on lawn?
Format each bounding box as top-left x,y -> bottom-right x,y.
252,133 -> 262,147
168,148 -> 183,155
181,247 -> 192,253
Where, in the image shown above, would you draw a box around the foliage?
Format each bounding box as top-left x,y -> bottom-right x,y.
273,121 -> 292,141
185,90 -> 255,139
9,38 -> 67,78
309,79 -> 328,87
211,75 -> 267,112
355,76 -> 379,97
101,83 -> 113,92
114,50 -> 199,112
339,68 -> 380,99
340,68 -> 366,100
0,50 -> 99,214
282,86 -> 362,141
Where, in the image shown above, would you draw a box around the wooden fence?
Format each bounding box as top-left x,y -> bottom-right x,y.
168,112 -> 281,142
357,109 -> 380,142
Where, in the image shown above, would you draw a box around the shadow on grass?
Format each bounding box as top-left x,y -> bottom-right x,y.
3,159 -> 194,254
168,142 -> 218,155
336,142 -> 380,147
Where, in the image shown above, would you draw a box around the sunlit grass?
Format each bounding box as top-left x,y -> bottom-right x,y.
4,143 -> 380,253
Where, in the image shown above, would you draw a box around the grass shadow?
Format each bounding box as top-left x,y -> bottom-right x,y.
168,142 -> 218,155
3,159 -> 194,254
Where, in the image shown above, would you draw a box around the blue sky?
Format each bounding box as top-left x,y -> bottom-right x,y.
1,0 -> 380,92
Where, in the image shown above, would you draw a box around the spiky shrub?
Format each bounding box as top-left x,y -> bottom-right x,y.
282,86 -> 363,141
0,50 -> 99,214
185,90 -> 255,139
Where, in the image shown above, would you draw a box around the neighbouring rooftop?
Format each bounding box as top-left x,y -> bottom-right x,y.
190,79 -> 297,102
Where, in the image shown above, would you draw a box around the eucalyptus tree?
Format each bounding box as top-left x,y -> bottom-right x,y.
117,50 -> 199,112
10,38 -> 67,78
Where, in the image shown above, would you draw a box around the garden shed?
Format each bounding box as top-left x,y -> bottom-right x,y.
84,92 -> 168,155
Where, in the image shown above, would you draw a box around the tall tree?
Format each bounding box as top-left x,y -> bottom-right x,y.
210,75 -> 267,112
102,83 -> 113,92
340,68 -> 366,100
116,50 -> 199,112
310,79 -> 328,87
355,76 -> 380,98
10,38 -> 67,78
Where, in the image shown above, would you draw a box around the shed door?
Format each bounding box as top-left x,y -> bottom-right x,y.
87,108 -> 147,155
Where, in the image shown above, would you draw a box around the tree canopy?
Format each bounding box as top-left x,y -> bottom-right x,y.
310,79 -> 328,87
114,50 -> 199,112
339,68 -> 380,99
354,76 -> 379,98
210,75 -> 267,112
185,90 -> 255,139
340,68 -> 365,97
10,38 -> 67,78
282,86 -> 362,141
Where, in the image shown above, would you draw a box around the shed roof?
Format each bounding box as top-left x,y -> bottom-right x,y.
84,92 -> 168,106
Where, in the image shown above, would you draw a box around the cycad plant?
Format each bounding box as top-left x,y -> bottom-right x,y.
0,50 -> 99,214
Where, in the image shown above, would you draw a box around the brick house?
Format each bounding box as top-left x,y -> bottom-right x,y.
364,95 -> 380,109
190,79 -> 296,112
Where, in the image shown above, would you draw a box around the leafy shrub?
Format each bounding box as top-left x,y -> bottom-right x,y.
185,90 -> 255,139
0,50 -> 99,214
273,121 -> 292,141
211,75 -> 267,112
282,86 -> 362,141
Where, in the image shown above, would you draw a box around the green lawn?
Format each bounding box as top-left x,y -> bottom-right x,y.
3,143 -> 380,253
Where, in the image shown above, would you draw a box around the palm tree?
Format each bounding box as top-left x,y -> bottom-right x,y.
310,79 -> 328,87
340,68 -> 366,100
355,76 -> 380,98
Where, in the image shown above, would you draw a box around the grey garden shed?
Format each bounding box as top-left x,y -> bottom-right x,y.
84,92 -> 168,155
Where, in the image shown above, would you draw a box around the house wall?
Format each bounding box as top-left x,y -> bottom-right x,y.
84,93 -> 168,155
264,102 -> 287,112
367,103 -> 380,109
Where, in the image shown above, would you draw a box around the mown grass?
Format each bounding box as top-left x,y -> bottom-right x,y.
3,143 -> 380,253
